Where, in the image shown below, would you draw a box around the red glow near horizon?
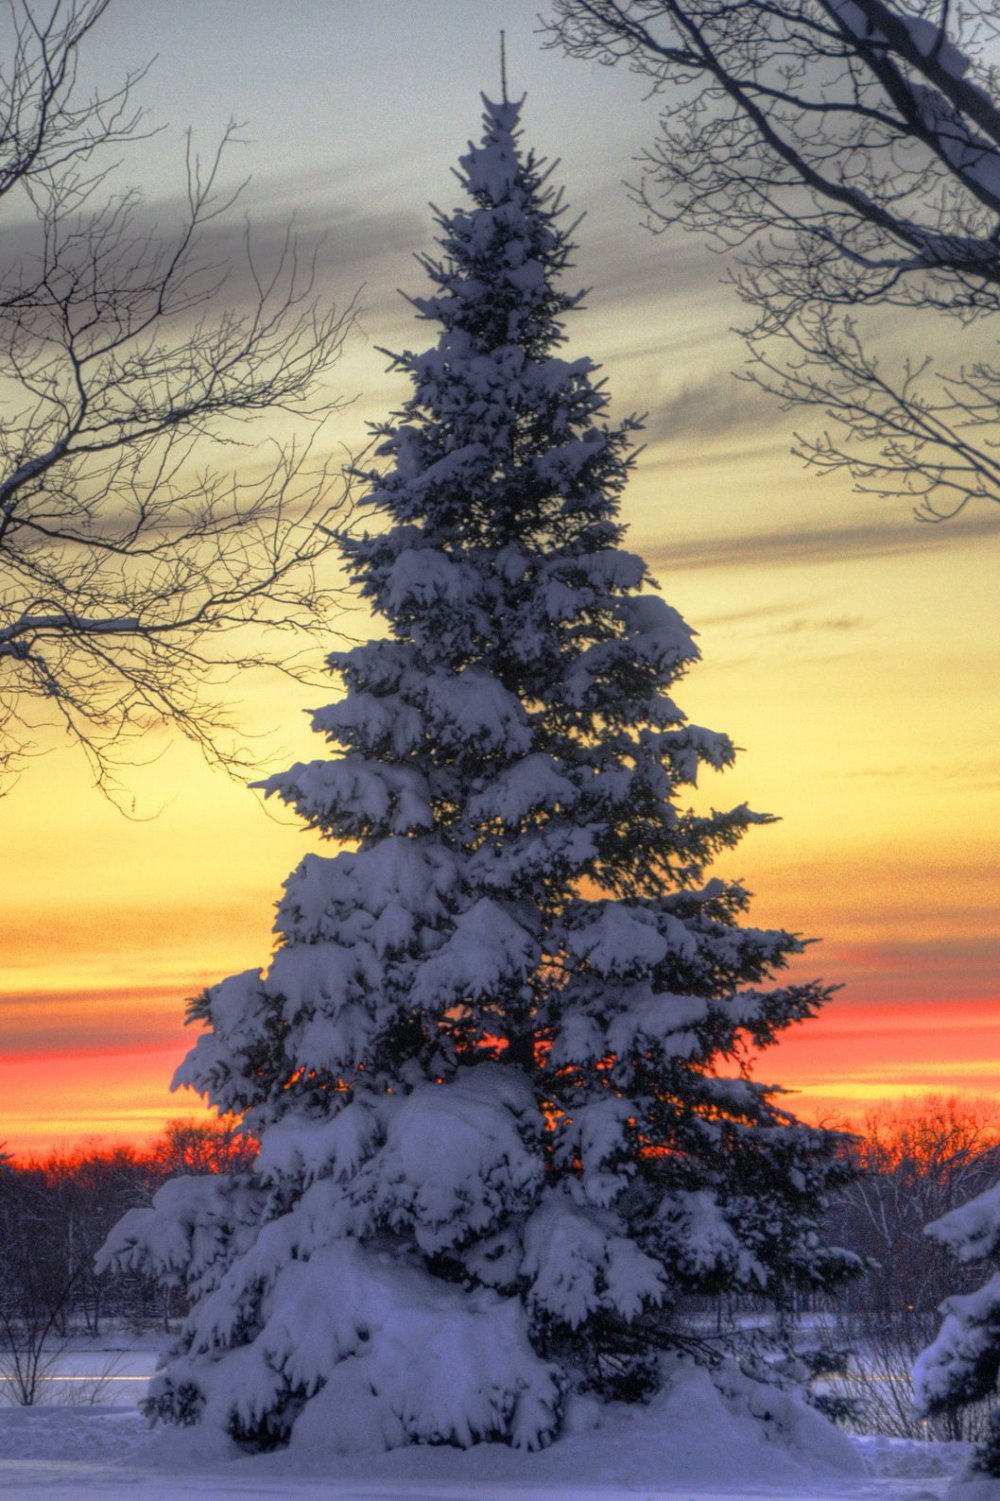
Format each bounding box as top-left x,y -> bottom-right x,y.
3,989 -> 997,1160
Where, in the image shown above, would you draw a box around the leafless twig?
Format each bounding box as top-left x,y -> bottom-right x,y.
0,1 -> 358,800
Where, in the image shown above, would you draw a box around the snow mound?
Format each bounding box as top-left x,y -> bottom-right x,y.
196,1358 -> 865,1490
856,1432 -> 971,1480
15,1383 -> 991,1498
0,1405 -> 149,1464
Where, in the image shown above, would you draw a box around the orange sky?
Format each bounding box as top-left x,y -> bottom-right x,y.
5,992 -> 999,1157
2,4 -> 998,1159
3,495 -> 996,1157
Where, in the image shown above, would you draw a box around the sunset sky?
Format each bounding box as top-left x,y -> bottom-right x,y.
2,0 -> 998,1158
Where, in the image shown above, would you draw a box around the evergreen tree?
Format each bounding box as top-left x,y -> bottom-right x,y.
915,1183 -> 1000,1474
101,95 -> 856,1455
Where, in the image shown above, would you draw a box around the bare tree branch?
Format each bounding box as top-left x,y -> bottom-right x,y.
547,0 -> 1000,520
0,1 -> 358,800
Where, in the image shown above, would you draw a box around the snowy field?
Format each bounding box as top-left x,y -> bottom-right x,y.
0,1409 -> 973,1501
0,1339 -> 986,1501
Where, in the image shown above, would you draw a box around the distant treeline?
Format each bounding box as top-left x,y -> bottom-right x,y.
0,1118 -> 257,1340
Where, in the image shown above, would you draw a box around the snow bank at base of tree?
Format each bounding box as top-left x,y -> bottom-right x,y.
0,1388 -> 978,1500
135,1358 -> 863,1490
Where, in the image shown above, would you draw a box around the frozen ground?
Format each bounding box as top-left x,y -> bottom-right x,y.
0,1338 -> 988,1501
0,1413 -> 976,1501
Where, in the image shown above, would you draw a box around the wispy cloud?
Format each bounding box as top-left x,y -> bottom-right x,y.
842,759 -> 1000,790
0,985 -> 186,1055
645,374 -> 779,445
697,599 -> 816,628
768,615 -> 867,635
2,169 -> 425,336
809,934 -> 1000,1004
643,513 -> 1000,572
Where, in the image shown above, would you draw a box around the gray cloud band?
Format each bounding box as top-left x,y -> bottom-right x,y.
643,514 -> 999,572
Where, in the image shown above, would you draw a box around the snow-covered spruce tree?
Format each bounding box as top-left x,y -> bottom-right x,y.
915,1185 -> 1000,1473
100,96 -> 857,1454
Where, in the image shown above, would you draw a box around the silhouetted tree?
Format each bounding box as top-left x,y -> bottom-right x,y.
0,0 -> 355,797
149,1117 -> 257,1178
825,1095 -> 1000,1440
0,1162 -> 81,1401
549,0 -> 1000,520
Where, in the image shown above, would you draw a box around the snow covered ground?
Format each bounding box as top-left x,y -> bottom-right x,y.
0,1338 -> 985,1501
0,1410 -> 973,1501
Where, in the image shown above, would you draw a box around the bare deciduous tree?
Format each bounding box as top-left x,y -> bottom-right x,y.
148,1115 -> 256,1178
824,1094 -> 1000,1440
548,0 -> 1000,520
0,0 -> 357,797
0,1160 -> 83,1404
